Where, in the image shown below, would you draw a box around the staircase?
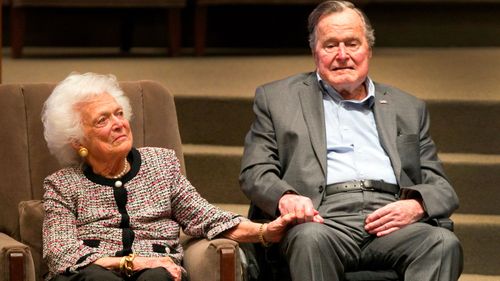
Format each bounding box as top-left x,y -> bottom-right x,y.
2,45 -> 498,280
174,54 -> 500,280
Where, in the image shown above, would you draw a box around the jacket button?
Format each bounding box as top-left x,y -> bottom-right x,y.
318,186 -> 324,193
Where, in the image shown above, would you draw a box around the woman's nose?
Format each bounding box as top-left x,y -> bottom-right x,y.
110,115 -> 125,129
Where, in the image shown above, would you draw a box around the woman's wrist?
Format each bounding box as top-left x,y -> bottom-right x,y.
119,253 -> 136,277
258,223 -> 271,247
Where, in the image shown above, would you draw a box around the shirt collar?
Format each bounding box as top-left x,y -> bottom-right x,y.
317,72 -> 375,108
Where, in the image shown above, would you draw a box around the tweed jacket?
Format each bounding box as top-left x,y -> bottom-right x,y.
43,147 -> 243,280
240,72 -> 459,221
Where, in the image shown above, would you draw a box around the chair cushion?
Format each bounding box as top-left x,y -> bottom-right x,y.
18,200 -> 47,281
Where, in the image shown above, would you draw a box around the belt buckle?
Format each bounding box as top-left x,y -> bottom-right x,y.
359,180 -> 375,191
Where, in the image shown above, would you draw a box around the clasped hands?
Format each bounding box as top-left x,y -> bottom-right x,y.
278,193 -> 425,236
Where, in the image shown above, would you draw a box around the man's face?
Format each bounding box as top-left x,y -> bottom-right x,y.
312,9 -> 372,95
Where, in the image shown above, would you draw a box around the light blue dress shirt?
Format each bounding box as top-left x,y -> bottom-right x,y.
319,75 -> 398,185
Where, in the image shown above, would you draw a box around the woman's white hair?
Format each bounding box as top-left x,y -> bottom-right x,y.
42,72 -> 132,167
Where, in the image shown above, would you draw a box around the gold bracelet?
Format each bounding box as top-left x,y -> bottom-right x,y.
119,256 -> 127,273
258,223 -> 271,247
121,253 -> 136,277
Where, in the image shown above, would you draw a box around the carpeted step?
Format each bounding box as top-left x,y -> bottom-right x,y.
441,153 -> 500,215
213,203 -> 500,276
428,100 -> 500,154
183,145 -> 500,215
459,275 -> 500,281
176,96 -> 253,147
184,145 -> 500,274
452,214 -> 500,276
183,144 -> 249,205
176,97 -> 500,154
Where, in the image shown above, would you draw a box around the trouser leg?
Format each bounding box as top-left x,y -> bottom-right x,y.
361,222 -> 463,281
135,267 -> 173,281
281,222 -> 361,281
50,264 -> 123,281
280,191 -> 462,281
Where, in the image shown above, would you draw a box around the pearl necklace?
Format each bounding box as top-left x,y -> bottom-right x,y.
109,159 -> 129,179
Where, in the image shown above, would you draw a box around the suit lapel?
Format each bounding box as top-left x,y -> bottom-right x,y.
298,74 -> 327,177
373,85 -> 402,181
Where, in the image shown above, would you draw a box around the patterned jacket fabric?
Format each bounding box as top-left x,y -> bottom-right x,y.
42,147 -> 244,280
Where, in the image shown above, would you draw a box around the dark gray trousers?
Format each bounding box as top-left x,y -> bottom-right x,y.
51,264 -> 188,281
281,191 -> 463,281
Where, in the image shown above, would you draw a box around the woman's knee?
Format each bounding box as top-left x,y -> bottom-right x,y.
136,267 -> 173,281
60,264 -> 122,281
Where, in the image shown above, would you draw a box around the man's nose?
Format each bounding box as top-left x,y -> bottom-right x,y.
336,44 -> 348,60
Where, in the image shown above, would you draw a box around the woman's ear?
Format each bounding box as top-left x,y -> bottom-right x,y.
70,139 -> 81,151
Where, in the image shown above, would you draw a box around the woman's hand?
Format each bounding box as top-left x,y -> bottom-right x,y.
262,212 -> 297,243
132,256 -> 183,281
93,256 -> 182,281
223,213 -> 297,244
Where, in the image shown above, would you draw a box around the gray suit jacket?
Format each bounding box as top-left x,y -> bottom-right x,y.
240,72 -> 459,221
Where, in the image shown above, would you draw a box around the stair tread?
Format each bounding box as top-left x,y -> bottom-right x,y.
183,145 -> 500,165
452,214 -> 500,225
459,274 -> 500,281
183,144 -> 243,155
215,204 -> 500,225
440,153 -> 500,164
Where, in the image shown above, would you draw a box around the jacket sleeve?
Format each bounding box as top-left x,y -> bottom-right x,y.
239,86 -> 296,217
42,176 -> 107,275
166,151 -> 245,239
398,100 -> 459,218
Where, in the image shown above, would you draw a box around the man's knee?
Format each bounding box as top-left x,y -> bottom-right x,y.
415,225 -> 463,274
281,222 -> 356,260
436,228 -> 463,265
430,227 -> 462,254
283,222 -> 331,248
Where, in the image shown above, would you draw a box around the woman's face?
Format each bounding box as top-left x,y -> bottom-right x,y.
76,93 -> 133,161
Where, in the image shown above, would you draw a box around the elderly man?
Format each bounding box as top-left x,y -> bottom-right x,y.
239,1 -> 463,280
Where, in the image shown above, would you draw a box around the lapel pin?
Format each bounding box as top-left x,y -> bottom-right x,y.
380,100 -> 388,104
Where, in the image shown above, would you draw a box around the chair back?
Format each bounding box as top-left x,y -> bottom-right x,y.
0,80 -> 184,279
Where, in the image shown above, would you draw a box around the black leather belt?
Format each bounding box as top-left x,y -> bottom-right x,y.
326,180 -> 399,196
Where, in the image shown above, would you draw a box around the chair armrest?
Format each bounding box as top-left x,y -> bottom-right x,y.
181,236 -> 242,281
0,232 -> 36,281
426,217 -> 454,231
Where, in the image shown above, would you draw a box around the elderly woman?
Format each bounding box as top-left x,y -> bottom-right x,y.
41,72 -> 296,281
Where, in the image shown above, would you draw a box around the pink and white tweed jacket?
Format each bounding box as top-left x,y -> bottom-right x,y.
42,147 -> 244,280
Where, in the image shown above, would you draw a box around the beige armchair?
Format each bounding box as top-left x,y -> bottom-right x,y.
0,81 -> 241,281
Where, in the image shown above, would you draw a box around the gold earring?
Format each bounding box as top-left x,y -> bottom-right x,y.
78,147 -> 88,158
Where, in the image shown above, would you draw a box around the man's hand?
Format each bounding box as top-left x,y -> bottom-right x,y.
279,193 -> 324,224
365,199 -> 425,236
